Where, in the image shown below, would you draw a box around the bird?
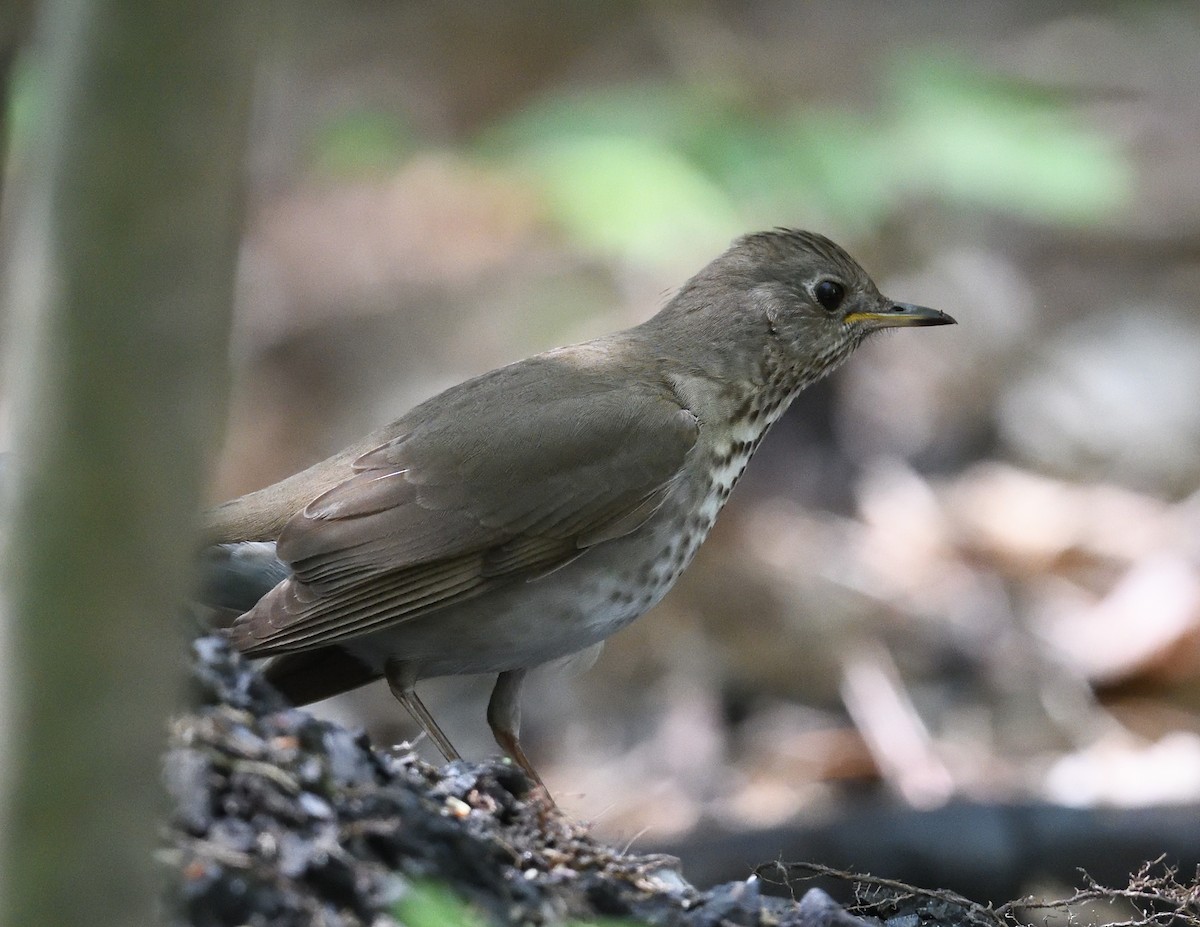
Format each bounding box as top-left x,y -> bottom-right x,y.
207,229 -> 954,790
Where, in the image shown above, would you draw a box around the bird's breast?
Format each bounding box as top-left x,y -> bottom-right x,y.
690,380 -> 798,520
630,388 -> 795,601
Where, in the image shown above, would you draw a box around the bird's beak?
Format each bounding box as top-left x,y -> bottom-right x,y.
844,302 -> 956,328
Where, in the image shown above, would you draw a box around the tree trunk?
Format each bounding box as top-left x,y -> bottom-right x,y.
0,1 -> 260,923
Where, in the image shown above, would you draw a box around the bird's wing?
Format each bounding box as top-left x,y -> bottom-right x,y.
232,358 -> 699,654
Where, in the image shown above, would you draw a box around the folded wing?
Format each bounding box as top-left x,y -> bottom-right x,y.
231,356 -> 699,654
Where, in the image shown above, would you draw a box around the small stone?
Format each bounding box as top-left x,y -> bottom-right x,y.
162,748 -> 212,835
210,817 -> 258,854
691,877 -> 761,926
298,791 -> 335,820
788,888 -> 871,927
322,727 -> 376,787
275,831 -> 313,879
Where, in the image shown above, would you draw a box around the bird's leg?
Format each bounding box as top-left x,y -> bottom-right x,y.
384,657 -> 462,763
486,668 -> 548,791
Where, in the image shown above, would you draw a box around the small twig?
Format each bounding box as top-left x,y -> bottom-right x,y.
756,860 -> 1006,927
1005,857 -> 1200,927
230,758 -> 302,795
757,857 -> 1200,927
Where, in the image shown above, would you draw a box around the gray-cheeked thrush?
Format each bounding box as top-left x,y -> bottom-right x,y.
207,229 -> 955,790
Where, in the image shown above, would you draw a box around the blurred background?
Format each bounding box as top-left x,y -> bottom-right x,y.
8,0 -> 1200,903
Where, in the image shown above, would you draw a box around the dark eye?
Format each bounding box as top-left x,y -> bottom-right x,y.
814,280 -> 846,312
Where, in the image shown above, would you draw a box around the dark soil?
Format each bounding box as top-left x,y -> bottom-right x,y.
162,636 -> 973,926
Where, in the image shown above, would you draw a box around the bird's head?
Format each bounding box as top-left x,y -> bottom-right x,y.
738,228 -> 954,366
657,228 -> 954,388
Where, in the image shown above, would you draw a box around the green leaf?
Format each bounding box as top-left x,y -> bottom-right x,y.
888,55 -> 1131,222
392,879 -> 486,927
477,84 -> 719,155
523,133 -> 740,265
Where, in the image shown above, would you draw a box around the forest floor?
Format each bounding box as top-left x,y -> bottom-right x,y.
163,635 -> 1008,927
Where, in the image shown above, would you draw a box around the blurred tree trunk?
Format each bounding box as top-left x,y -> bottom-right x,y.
0,1 -> 260,924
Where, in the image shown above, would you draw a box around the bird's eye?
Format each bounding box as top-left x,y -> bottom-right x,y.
814,280 -> 846,312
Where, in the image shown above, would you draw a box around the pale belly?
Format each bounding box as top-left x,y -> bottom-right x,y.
339,514 -> 696,678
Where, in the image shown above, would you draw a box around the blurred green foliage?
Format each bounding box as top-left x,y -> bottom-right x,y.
4,57 -> 40,166
307,108 -> 415,177
393,879 -> 487,927
6,42 -> 1131,268
309,109 -> 416,177
513,133 -> 741,266
890,57 -> 1130,223
475,52 -> 1131,265
392,878 -> 641,927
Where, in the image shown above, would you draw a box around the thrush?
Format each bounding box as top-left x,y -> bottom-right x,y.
208,229 -> 954,788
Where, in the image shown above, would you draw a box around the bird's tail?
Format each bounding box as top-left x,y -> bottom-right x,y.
262,647 -> 381,706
